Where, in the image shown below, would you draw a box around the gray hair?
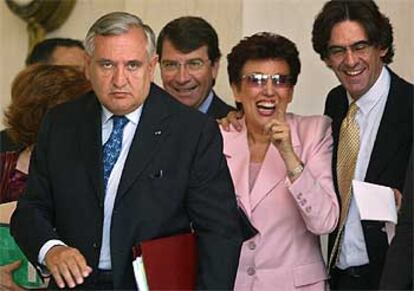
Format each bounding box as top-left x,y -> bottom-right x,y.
84,12 -> 156,59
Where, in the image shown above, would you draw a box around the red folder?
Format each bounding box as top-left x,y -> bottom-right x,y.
133,232 -> 197,290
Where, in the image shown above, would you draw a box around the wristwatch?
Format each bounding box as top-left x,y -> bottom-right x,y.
288,163 -> 304,178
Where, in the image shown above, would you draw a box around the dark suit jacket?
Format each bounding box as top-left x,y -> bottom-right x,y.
206,91 -> 235,119
11,84 -> 244,289
380,152 -> 413,290
325,68 -> 413,286
0,130 -> 23,152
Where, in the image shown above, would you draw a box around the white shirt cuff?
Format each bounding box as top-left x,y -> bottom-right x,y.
38,240 -> 67,266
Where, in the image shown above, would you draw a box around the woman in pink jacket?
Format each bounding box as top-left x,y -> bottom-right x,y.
222,32 -> 339,290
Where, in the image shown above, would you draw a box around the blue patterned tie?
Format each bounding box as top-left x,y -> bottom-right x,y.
103,115 -> 128,190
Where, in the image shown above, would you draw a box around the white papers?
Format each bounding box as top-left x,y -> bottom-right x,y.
132,256 -> 148,291
352,180 -> 397,243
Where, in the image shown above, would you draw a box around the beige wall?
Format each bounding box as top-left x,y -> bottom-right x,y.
0,1 -> 28,128
1,0 -> 413,129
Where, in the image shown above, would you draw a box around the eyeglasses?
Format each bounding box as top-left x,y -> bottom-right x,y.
327,40 -> 372,62
160,59 -> 210,73
241,73 -> 293,88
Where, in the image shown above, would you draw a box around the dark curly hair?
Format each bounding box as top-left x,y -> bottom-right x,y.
227,32 -> 301,88
157,16 -> 221,63
4,64 -> 91,147
312,0 -> 394,64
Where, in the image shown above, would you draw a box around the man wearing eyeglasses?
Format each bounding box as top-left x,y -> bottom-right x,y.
156,16 -> 235,119
312,1 -> 413,290
157,16 -> 257,242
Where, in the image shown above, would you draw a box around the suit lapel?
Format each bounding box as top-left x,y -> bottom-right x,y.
223,116 -> 302,213
249,144 -> 286,211
223,124 -> 252,217
328,88 -> 349,193
365,71 -> 409,182
206,92 -> 235,119
116,86 -> 171,201
78,93 -> 104,201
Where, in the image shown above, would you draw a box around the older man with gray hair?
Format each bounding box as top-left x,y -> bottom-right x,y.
11,11 -> 243,290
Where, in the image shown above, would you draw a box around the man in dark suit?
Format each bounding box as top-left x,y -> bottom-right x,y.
312,1 -> 413,290
0,38 -> 86,153
157,16 -> 256,241
156,16 -> 235,119
380,152 -> 413,290
11,12 -> 243,290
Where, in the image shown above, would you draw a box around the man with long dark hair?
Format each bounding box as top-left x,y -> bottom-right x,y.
312,1 -> 413,289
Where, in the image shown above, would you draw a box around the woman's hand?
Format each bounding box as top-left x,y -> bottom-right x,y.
0,261 -> 24,291
265,102 -> 303,181
264,102 -> 293,155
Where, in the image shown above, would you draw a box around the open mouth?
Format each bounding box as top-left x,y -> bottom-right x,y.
343,67 -> 365,77
256,100 -> 276,116
174,85 -> 198,95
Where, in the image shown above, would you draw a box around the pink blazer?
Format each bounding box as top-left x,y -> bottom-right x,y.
221,114 -> 339,291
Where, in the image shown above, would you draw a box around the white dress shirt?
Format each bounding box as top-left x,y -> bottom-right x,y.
337,66 -> 391,269
98,105 -> 142,269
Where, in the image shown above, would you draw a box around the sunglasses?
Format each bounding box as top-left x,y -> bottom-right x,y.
241,73 -> 293,88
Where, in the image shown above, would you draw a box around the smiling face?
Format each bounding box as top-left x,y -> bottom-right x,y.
232,59 -> 293,132
85,26 -> 158,115
159,39 -> 219,109
324,20 -> 387,100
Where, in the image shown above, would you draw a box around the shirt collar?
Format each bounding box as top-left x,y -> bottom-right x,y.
101,104 -> 143,126
197,90 -> 214,114
347,66 -> 391,116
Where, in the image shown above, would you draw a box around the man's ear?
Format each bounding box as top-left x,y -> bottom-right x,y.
149,54 -> 159,82
84,55 -> 92,80
211,59 -> 220,80
380,47 -> 388,58
323,57 -> 333,69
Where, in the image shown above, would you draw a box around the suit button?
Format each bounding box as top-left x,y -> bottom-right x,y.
247,267 -> 255,276
247,241 -> 256,250
93,243 -> 99,249
305,206 -> 312,213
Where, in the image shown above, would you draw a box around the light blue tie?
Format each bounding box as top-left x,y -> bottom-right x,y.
103,115 -> 128,190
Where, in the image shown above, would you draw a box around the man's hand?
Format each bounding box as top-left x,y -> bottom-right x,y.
393,188 -> 402,212
45,245 -> 92,289
0,260 -> 24,291
217,110 -> 243,132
